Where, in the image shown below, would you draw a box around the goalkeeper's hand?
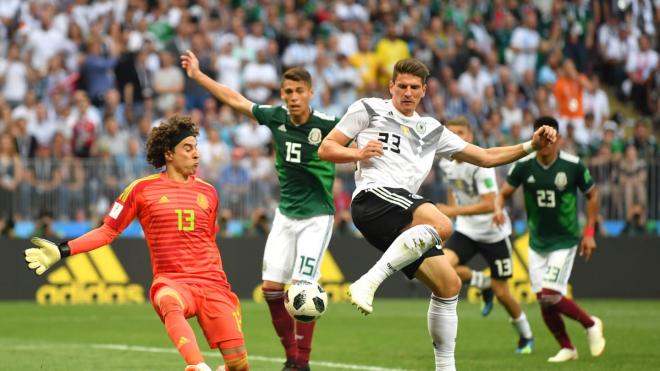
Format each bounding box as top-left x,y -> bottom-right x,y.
24,237 -> 70,275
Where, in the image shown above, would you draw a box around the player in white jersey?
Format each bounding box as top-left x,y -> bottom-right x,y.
318,58 -> 556,371
437,117 -> 533,354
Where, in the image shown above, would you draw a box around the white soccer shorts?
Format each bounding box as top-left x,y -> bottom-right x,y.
261,208 -> 334,284
528,245 -> 577,295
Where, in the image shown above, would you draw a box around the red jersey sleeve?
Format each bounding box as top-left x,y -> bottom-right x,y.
103,181 -> 141,232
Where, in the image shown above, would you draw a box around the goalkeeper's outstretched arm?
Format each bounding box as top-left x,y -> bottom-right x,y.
24,224 -> 121,275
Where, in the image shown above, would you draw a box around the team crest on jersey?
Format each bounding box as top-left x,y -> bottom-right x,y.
554,172 -> 568,191
308,128 -> 322,145
197,193 -> 209,210
415,121 -> 426,135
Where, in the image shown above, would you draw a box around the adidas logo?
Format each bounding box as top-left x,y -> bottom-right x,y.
159,195 -> 169,204
35,245 -> 145,305
177,336 -> 190,348
527,175 -> 535,183
278,124 -> 287,132
387,111 -> 394,116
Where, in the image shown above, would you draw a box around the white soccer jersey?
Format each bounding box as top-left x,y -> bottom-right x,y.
439,158 -> 512,243
336,98 -> 467,197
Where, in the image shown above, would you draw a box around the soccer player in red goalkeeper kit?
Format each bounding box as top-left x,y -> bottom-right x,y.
24,116 -> 249,371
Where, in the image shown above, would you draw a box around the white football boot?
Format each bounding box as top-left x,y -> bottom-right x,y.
547,348 -> 578,362
587,316 -> 606,357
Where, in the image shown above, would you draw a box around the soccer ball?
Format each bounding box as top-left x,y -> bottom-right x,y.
284,281 -> 328,322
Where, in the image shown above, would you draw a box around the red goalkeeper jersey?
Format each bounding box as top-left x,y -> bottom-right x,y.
97,173 -> 228,287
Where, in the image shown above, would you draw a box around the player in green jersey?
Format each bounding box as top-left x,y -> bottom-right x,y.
494,116 -> 606,363
182,50 -> 337,371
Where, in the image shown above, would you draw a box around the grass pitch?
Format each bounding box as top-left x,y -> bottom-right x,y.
0,299 -> 658,370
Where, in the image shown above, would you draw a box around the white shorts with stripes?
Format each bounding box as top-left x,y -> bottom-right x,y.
528,246 -> 577,295
261,208 -> 334,284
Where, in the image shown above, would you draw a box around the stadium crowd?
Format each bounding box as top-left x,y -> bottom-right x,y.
0,0 -> 659,238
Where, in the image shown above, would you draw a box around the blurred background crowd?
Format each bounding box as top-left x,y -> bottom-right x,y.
0,0 -> 659,239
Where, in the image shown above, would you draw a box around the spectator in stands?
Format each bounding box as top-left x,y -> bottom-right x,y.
198,127 -> 230,180
619,144 -> 648,214
242,49 -> 278,104
234,118 -> 271,151
0,132 -> 22,221
375,22 -> 410,88
1,43 -> 30,108
509,9 -> 540,80
458,57 -> 491,102
624,34 -> 659,114
153,51 -> 185,115
55,151 -> 85,220
554,58 -> 590,138
69,91 -> 99,158
116,138 -> 150,189
630,119 -> 658,160
30,104 -> 57,147
349,35 -> 378,96
332,177 -> 353,235
621,203 -> 650,237
96,116 -> 129,157
24,145 -> 59,218
33,209 -> 60,239
80,39 -> 119,107
582,75 -> 610,129
219,148 -> 250,219
241,147 -> 275,211
11,116 -> 38,159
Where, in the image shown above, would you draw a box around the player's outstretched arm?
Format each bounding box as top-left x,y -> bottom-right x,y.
438,192 -> 496,218
24,224 -> 121,275
318,128 -> 383,163
453,125 -> 557,168
580,187 -> 599,261
180,50 -> 255,119
493,182 -> 517,226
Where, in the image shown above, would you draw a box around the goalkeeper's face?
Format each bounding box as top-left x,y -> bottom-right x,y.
281,79 -> 313,118
167,136 -> 199,177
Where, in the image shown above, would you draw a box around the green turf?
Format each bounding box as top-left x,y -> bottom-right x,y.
0,299 -> 659,370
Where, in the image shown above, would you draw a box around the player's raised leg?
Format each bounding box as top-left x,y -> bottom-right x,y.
349,203 -> 451,314
153,286 -> 209,370
416,255 -> 461,371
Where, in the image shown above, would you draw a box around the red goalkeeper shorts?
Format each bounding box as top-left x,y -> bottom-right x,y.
150,276 -> 244,349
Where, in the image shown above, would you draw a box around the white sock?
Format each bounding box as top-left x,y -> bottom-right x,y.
511,312 -> 533,339
428,294 -> 458,371
469,270 -> 491,289
360,224 -> 441,287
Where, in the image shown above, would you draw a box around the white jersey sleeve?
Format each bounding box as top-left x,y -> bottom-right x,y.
474,167 -> 499,195
436,127 -> 468,159
335,100 -> 369,139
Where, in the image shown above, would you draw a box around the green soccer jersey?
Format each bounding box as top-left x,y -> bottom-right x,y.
506,151 -> 594,252
252,104 -> 338,218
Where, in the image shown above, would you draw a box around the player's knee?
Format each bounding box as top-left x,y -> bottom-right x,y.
432,215 -> 453,242
155,289 -> 184,317
437,273 -> 461,298
538,288 -> 562,308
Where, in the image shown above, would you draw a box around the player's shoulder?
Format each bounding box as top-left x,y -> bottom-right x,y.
253,103 -> 286,120
194,176 -> 216,191
358,97 -> 389,112
311,109 -> 339,125
515,152 -> 536,165
119,173 -> 161,201
558,151 -> 581,165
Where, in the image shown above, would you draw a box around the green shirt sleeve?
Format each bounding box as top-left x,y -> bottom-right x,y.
506,161 -> 524,188
251,104 -> 279,128
576,160 -> 595,193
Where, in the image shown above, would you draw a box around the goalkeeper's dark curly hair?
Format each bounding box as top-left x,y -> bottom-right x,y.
146,115 -> 199,169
